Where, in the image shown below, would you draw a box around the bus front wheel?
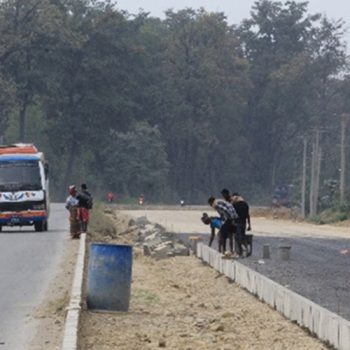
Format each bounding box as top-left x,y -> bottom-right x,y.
34,220 -> 48,232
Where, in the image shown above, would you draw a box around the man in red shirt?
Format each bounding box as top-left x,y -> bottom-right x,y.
107,192 -> 114,202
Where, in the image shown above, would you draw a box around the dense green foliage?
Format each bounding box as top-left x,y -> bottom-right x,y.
0,0 -> 349,209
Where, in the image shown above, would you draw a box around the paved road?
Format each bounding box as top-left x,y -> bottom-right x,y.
0,203 -> 68,350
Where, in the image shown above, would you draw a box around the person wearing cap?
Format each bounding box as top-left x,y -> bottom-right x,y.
65,185 -> 79,209
201,213 -> 223,252
65,185 -> 80,239
208,196 -> 238,255
221,188 -> 252,257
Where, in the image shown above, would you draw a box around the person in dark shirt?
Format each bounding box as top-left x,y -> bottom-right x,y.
208,197 -> 238,254
201,212 -> 223,252
221,189 -> 251,256
231,194 -> 251,229
77,184 -> 93,232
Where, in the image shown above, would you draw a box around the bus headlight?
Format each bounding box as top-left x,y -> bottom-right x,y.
33,203 -> 46,210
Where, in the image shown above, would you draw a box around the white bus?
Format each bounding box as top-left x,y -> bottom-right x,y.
0,144 -> 49,232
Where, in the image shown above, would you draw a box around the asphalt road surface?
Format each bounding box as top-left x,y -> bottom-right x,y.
0,203 -> 68,350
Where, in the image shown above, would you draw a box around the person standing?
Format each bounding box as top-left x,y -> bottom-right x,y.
107,191 -> 114,202
77,183 -> 93,232
65,185 -> 80,239
208,197 -> 238,255
221,189 -> 251,257
201,213 -> 223,252
138,194 -> 145,205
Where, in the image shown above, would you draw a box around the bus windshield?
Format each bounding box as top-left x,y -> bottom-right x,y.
0,160 -> 42,191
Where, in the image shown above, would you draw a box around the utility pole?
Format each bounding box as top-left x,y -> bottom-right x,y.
309,132 -> 316,216
340,114 -> 348,204
314,145 -> 322,215
301,137 -> 307,218
309,129 -> 321,217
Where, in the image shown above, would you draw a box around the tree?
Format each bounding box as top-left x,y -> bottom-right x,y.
0,75 -> 15,141
158,9 -> 249,199
0,0 -> 64,141
42,1 -> 147,193
238,0 -> 346,196
100,122 -> 169,199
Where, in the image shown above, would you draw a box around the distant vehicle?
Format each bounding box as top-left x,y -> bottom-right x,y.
272,184 -> 291,208
0,144 -> 50,232
138,194 -> 144,205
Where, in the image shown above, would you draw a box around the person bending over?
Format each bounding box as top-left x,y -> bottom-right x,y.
208,197 -> 238,255
201,212 -> 223,252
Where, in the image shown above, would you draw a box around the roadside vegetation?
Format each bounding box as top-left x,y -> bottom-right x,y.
309,206 -> 350,225
88,203 -> 117,242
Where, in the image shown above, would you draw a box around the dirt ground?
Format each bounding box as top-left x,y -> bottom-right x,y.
78,210 -> 330,350
121,209 -> 350,239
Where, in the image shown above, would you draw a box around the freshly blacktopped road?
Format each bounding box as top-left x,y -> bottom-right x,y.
0,204 -> 68,350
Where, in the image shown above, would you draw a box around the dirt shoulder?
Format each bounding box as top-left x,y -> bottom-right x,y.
78,209 -> 328,350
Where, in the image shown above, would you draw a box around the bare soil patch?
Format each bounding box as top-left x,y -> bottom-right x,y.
121,209 -> 350,239
78,209 -> 328,350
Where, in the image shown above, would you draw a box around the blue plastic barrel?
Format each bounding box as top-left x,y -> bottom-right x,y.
87,243 -> 133,312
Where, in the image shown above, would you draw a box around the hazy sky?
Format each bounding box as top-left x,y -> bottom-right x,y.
114,0 -> 350,46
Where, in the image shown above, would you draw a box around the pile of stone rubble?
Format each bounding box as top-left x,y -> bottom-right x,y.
128,216 -> 189,259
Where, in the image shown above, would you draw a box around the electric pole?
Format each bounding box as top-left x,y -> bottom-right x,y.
301,137 -> 307,218
340,114 -> 348,204
309,129 -> 321,217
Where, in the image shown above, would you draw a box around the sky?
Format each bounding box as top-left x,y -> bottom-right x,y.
114,0 -> 350,47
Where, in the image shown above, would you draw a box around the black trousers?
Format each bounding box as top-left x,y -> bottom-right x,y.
235,222 -> 246,255
220,220 -> 235,253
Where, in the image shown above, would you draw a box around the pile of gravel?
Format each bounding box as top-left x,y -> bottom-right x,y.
128,216 -> 190,259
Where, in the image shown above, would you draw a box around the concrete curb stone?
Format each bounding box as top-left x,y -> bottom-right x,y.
61,233 -> 86,350
196,242 -> 350,350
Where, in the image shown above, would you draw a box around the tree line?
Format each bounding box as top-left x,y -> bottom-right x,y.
1,0 -> 350,213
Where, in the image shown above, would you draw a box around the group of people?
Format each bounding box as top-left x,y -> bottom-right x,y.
65,184 -> 93,239
201,188 -> 251,258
